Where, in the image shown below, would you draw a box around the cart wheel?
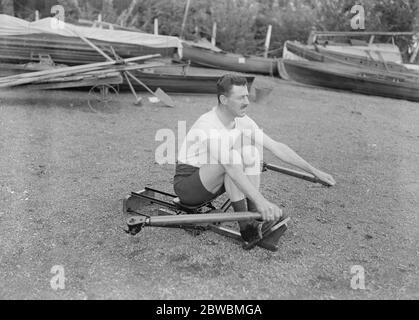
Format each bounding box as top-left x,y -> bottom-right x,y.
88,84 -> 119,112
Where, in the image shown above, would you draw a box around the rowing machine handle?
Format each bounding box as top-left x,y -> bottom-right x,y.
262,162 -> 331,187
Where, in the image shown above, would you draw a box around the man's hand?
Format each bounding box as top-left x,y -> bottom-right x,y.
312,169 -> 336,186
255,199 -> 282,221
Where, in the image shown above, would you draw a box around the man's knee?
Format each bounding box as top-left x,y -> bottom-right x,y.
224,147 -> 260,174
241,145 -> 261,175
225,149 -> 245,168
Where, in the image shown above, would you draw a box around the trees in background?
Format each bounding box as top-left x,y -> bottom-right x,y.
110,0 -> 419,56
3,0 -> 419,57
1,0 -> 14,15
207,0 -> 260,54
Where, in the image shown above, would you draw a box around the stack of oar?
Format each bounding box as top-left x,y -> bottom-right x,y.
0,54 -> 163,90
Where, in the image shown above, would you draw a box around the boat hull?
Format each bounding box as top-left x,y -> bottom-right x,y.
181,44 -> 278,76
285,41 -> 411,74
283,60 -> 419,102
0,34 -> 175,66
122,70 -> 255,94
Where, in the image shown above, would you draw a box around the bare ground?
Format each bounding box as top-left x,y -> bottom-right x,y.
0,76 -> 418,300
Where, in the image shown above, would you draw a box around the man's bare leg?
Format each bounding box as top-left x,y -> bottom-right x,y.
198,164 -> 225,194
198,146 -> 263,242
199,146 -> 261,203
225,146 -> 261,232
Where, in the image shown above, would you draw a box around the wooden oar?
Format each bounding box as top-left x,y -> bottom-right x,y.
109,46 -> 175,108
69,28 -> 175,107
0,61 -> 163,88
110,46 -> 142,106
123,71 -> 142,105
124,72 -> 174,107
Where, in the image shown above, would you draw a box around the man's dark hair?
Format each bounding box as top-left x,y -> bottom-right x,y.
216,74 -> 248,104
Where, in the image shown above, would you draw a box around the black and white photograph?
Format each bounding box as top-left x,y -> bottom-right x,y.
0,0 -> 418,304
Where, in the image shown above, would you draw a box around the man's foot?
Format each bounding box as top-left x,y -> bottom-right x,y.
240,221 -> 262,243
240,219 -> 280,245
242,213 -> 289,250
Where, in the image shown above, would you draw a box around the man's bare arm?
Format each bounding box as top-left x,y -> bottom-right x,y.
256,132 -> 336,186
264,134 -> 315,172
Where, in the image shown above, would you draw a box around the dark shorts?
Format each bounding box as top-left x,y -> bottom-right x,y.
174,163 -> 225,206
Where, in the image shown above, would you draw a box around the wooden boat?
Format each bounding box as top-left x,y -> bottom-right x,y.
0,33 -> 175,66
122,65 -> 255,94
307,31 -> 415,63
179,42 -> 278,76
0,14 -> 180,66
284,40 -> 413,74
283,59 -> 419,102
284,31 -> 419,74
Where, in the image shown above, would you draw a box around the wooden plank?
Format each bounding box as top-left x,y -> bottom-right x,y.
32,71 -> 121,84
72,62 -> 164,76
22,75 -> 123,90
0,60 -> 162,88
0,54 -> 160,84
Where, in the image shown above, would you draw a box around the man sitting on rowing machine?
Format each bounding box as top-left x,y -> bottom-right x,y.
174,74 -> 335,248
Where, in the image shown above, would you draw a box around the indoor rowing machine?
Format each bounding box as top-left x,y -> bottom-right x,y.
122,162 -> 329,251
